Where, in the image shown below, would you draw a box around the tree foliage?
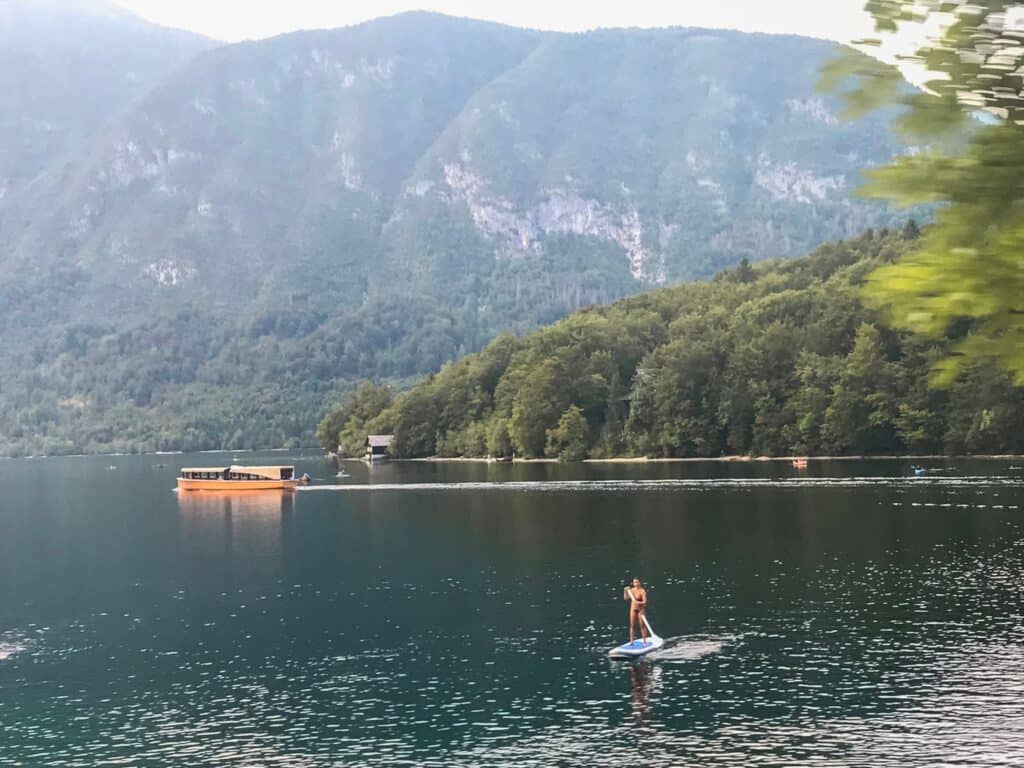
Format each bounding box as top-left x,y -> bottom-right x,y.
316,382 -> 394,457
546,406 -> 591,461
822,1 -> 1024,384
318,229 -> 1024,460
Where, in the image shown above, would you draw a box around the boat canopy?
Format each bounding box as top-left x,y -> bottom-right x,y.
180,465 -> 295,480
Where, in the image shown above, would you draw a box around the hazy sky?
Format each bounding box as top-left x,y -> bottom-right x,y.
110,0 -> 877,43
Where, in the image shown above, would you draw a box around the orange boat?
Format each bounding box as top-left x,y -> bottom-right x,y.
177,465 -> 299,491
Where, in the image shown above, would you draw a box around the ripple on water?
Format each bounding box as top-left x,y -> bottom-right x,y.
0,642 -> 24,662
5,480 -> 1024,765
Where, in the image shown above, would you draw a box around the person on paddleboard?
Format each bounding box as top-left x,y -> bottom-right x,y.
623,578 -> 648,644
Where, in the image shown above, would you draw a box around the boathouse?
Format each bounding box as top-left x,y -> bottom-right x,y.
365,434 -> 393,461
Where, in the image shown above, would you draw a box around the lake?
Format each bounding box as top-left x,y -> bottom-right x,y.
2,453 -> 1024,766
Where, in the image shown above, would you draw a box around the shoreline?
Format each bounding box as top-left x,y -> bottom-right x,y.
9,451 -> 1024,463
338,453 -> 1024,464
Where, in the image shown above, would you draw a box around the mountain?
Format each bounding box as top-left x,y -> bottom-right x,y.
319,225 -> 1024,461
387,27 -> 901,324
0,0 -> 214,200
0,13 -> 912,456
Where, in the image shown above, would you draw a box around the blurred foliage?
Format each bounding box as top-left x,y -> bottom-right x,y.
319,229 -> 1024,460
823,1 -> 1024,383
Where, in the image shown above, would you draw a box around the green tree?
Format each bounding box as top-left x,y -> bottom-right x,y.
545,405 -> 590,461
648,340 -> 722,457
624,367 -> 657,456
945,365 -> 1024,454
597,369 -> 628,457
822,1 -> 1024,384
791,352 -> 841,454
893,343 -> 947,452
315,381 -> 393,455
486,417 -> 513,458
391,382 -> 440,458
509,361 -> 567,457
315,408 -> 347,455
822,324 -> 899,453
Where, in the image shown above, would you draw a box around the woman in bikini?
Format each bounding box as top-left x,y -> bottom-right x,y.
623,578 -> 648,644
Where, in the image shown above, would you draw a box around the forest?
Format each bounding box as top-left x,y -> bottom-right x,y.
318,224 -> 1024,460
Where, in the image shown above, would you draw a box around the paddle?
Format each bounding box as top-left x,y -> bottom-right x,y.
641,614 -> 659,643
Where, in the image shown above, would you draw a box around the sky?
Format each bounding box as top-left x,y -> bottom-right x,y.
109,0 -> 878,44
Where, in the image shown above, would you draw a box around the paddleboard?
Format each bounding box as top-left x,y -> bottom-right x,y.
609,613 -> 664,658
608,634 -> 664,658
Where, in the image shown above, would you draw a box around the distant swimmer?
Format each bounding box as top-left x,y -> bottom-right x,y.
623,578 -> 648,644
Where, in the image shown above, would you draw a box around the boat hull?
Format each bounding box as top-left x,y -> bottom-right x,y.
177,478 -> 298,492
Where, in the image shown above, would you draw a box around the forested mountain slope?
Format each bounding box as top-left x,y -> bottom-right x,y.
320,226 -> 1024,460
0,12 -> 912,456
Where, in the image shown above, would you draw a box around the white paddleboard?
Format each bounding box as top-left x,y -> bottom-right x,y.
608,634 -> 664,658
608,614 -> 664,658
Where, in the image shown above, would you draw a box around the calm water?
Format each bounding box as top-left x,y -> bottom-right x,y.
3,454 -> 1024,766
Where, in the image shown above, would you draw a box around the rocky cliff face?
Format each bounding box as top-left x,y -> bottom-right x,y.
437,163 -> 664,283
380,27 -> 902,324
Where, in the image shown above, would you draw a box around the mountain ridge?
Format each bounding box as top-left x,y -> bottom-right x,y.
0,11 -> 912,456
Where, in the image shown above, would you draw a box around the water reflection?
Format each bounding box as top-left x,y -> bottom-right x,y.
176,490 -> 295,570
629,661 -> 660,725
176,489 -> 296,518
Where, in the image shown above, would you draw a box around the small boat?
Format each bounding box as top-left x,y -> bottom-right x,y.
177,465 -> 299,491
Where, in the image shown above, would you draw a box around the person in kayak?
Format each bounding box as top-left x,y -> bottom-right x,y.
623,578 -> 649,644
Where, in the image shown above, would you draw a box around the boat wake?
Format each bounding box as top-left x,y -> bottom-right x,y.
647,634 -> 737,662
300,476 -> 1024,493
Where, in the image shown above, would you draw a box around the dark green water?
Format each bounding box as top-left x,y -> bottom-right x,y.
3,453 -> 1024,766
